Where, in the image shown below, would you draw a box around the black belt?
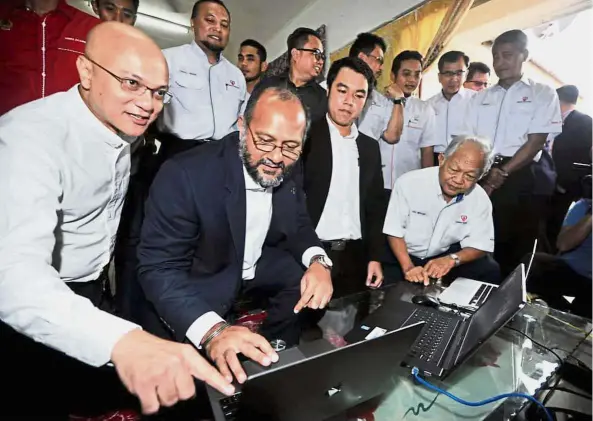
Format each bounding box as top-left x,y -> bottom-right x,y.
321,239 -> 359,251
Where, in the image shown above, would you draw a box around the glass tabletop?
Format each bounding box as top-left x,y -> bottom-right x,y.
314,281 -> 592,421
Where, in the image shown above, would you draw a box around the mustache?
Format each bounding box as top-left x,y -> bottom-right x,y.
258,158 -> 284,169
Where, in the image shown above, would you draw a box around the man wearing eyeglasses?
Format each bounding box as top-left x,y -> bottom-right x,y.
257,27 -> 328,123
427,51 -> 475,165
0,22 -> 234,418
157,0 -> 246,159
0,0 -> 99,116
138,84 -> 333,385
464,62 -> 491,92
92,0 -> 138,25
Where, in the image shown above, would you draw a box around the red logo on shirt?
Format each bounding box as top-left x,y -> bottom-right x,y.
461,215 -> 468,223
522,96 -> 529,102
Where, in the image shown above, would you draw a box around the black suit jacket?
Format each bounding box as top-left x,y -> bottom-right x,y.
137,133 -> 321,341
298,118 -> 386,261
552,110 -> 592,196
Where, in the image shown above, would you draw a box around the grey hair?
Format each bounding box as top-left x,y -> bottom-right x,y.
443,135 -> 494,179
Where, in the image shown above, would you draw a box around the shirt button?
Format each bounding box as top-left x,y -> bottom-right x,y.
41,73 -> 46,77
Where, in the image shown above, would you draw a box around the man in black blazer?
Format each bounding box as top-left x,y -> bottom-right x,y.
298,57 -> 385,298
547,85 -> 593,249
138,85 -> 333,384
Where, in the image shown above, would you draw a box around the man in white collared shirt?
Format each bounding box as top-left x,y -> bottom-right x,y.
383,136 -> 500,285
427,51 -> 475,165
0,22 -> 233,418
376,51 -> 437,194
463,29 -> 562,276
158,0 -> 246,158
299,57 -> 385,298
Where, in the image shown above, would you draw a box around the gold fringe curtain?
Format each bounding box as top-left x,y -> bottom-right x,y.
330,0 -> 473,92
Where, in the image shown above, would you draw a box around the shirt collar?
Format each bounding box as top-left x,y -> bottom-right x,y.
495,74 -> 531,91
242,165 -> 271,192
68,85 -> 129,149
326,114 -> 358,140
562,109 -> 574,122
190,40 -> 224,65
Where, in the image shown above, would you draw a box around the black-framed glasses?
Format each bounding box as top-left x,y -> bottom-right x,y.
248,125 -> 302,160
84,55 -> 172,104
440,70 -> 466,78
366,53 -> 384,66
467,80 -> 489,88
297,48 -> 326,62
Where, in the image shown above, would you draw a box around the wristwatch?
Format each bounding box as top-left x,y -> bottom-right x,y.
309,254 -> 333,270
449,253 -> 461,267
392,97 -> 405,105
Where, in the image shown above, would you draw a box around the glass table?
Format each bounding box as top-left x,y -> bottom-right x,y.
310,281 -> 592,421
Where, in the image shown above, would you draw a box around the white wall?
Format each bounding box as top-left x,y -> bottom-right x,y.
263,0 -> 426,60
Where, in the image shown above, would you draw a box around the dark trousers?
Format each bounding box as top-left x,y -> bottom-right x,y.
0,278 -> 138,419
383,243 -> 501,285
522,252 -> 592,319
322,240 -> 367,299
488,162 -> 546,278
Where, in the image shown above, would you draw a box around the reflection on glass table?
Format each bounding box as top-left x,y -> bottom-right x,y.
315,281 -> 591,421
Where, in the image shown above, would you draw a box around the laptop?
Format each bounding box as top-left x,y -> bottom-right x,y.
345,263 -> 527,380
207,322 -> 424,421
438,240 -> 537,311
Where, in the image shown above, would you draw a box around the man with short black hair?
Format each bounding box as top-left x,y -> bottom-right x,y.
299,56 -> 385,297
427,50 -> 475,165
464,62 -> 490,92
238,39 -> 268,97
158,0 -> 246,158
92,0 -> 139,25
257,27 -> 327,122
463,29 -> 562,277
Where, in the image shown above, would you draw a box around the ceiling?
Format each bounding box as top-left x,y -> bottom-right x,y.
71,0 -> 318,58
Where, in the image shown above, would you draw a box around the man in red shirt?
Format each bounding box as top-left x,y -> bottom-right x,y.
0,0 -> 99,116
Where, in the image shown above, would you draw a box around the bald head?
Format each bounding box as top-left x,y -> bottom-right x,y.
78,22 -> 168,138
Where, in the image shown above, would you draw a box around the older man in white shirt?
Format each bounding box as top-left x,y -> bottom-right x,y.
0,22 -> 233,418
383,136 -> 500,285
462,29 -> 562,277
427,50 -> 475,165
157,0 -> 246,158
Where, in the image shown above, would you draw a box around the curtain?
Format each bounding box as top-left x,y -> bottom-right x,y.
265,24 -> 327,79
330,1 -> 450,92
423,0 -> 475,71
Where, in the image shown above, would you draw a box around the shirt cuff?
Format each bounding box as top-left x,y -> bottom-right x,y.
186,311 -> 226,349
302,246 -> 327,268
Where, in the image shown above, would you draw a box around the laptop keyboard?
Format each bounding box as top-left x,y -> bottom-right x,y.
219,392 -> 242,421
403,308 -> 459,365
469,284 -> 495,307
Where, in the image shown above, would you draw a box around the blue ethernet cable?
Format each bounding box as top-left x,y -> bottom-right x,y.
411,367 -> 553,421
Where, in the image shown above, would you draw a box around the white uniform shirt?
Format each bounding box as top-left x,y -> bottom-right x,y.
358,90 -> 394,141
186,169 -> 327,347
383,166 -> 494,259
0,86 -> 139,367
380,97 -> 437,190
427,88 -> 475,153
316,116 -> 362,241
160,41 -> 247,140
462,77 -> 562,157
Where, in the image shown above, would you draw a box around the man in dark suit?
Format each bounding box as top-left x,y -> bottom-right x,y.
546,85 -> 593,250
138,85 -> 333,384
298,57 -> 385,297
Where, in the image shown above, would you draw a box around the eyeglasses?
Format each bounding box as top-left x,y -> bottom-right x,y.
297,48 -> 326,62
366,53 -> 384,66
84,55 -> 172,104
440,70 -> 466,78
248,125 -> 302,160
467,80 -> 489,88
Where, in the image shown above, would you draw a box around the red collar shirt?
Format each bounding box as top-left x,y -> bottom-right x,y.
0,0 -> 99,116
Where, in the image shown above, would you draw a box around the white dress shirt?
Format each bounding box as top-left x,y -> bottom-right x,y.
380,97 -> 437,190
427,88 -> 475,153
186,168 -> 327,347
0,86 -> 139,367
462,77 -> 562,157
316,116 -> 362,241
358,90 -> 394,141
159,41 -> 247,140
383,166 -> 494,259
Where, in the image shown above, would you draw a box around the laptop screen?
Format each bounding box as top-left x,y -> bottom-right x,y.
453,264 -> 526,365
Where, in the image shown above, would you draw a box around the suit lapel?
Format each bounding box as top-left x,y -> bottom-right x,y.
356,135 -> 368,222
224,139 -> 246,265
306,119 -> 333,225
